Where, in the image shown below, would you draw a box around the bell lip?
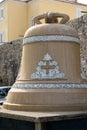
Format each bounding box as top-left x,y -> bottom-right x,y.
3,103 -> 87,111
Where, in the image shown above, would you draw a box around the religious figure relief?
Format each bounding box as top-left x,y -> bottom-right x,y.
31,53 -> 65,80
32,12 -> 70,25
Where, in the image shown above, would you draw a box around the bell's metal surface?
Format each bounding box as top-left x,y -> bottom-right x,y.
3,12 -> 87,111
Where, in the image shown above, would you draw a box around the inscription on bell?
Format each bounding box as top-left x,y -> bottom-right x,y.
31,53 -> 65,79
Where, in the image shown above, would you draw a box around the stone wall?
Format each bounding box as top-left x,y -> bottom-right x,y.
0,40 -> 22,86
0,14 -> 87,86
67,14 -> 87,77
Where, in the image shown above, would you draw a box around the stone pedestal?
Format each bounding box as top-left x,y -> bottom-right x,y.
0,106 -> 87,130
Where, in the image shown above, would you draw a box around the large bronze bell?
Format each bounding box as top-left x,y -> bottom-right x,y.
3,12 -> 87,111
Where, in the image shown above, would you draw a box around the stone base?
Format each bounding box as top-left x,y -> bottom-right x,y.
0,107 -> 87,130
3,87 -> 87,111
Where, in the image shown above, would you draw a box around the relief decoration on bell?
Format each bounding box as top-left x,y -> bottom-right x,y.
31,53 -> 65,80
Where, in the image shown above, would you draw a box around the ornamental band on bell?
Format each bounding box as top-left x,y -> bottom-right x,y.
31,53 -> 65,80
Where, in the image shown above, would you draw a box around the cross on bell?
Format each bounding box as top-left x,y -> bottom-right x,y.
41,61 -> 55,75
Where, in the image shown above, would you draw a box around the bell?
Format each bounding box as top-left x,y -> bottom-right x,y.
3,12 -> 87,111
